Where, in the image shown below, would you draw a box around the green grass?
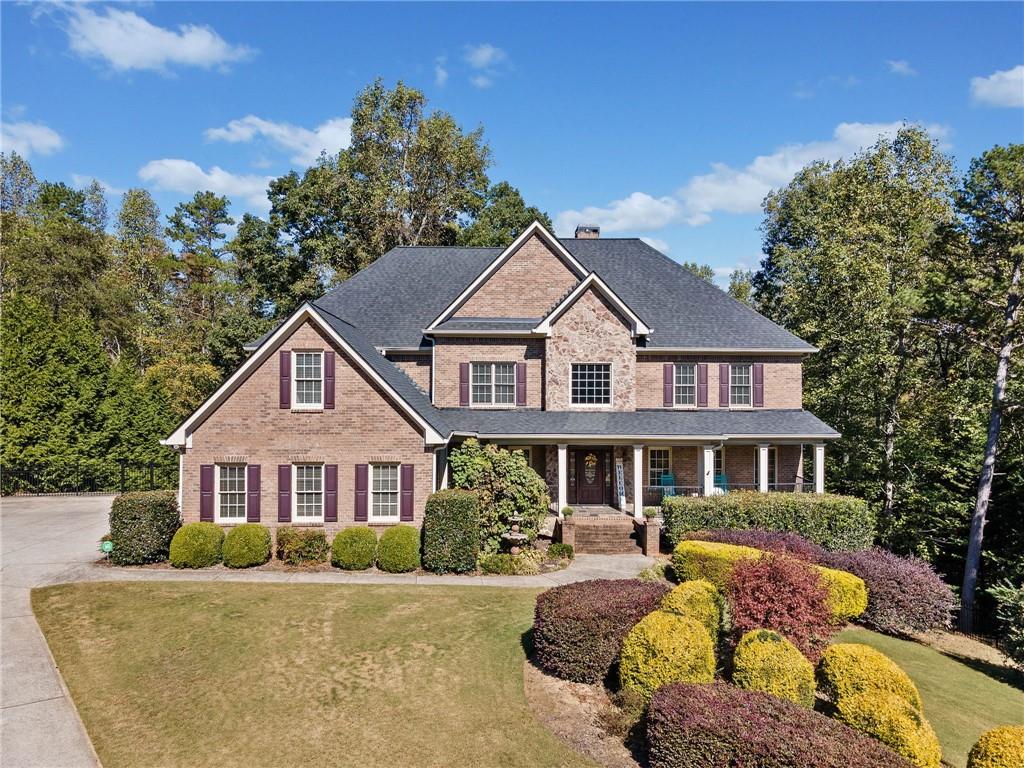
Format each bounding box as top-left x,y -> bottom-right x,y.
33,582 -> 592,768
837,627 -> 1023,767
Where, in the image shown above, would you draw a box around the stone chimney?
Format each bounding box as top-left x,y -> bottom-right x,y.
574,224 -> 600,239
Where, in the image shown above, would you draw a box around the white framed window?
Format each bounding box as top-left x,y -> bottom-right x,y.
216,464 -> 246,523
755,447 -> 778,489
674,363 -> 697,406
371,463 -> 400,522
293,351 -> 324,409
293,464 -> 323,521
471,362 -> 516,406
714,447 -> 725,477
648,448 -> 672,487
730,364 -> 752,406
571,363 -> 612,405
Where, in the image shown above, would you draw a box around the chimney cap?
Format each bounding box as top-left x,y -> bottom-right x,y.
574,224 -> 600,239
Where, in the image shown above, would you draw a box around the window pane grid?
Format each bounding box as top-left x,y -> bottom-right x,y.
494,363 -> 515,404
471,363 -> 516,405
571,364 -> 611,405
372,464 -> 399,518
674,363 -> 696,405
649,449 -> 670,487
294,352 -> 323,406
730,364 -> 752,406
295,464 -> 323,518
218,465 -> 246,519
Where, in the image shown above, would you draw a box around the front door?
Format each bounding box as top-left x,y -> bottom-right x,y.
576,450 -> 606,504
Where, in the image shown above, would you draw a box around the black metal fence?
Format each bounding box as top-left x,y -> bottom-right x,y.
1,460 -> 178,496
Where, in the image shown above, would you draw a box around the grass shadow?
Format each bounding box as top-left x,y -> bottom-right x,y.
937,649 -> 1024,691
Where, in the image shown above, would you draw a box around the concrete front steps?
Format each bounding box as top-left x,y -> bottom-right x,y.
571,516 -> 645,555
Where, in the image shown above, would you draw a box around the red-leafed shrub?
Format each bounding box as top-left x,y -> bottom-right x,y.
533,579 -> 670,683
647,682 -> 913,768
727,554 -> 837,661
822,548 -> 955,635
686,528 -> 827,563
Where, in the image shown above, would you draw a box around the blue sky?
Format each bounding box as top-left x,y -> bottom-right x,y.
3,2 -> 1022,283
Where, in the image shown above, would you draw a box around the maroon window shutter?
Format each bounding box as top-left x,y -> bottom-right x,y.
719,363 -> 730,407
515,362 -> 527,406
323,350 -> 335,409
324,464 -> 338,522
246,465 -> 261,522
199,465 -> 214,521
400,464 -> 414,521
354,464 -> 368,521
663,363 -> 674,407
279,350 -> 291,409
459,363 -> 470,406
753,363 -> 764,407
277,464 -> 291,522
697,363 -> 708,407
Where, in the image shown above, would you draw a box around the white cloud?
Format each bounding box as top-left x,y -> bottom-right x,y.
887,59 -> 917,77
555,121 -> 950,235
205,115 -> 352,165
64,6 -> 254,73
70,174 -> 126,196
435,56 -> 449,87
970,65 -> 1024,108
138,159 -> 272,210
639,236 -> 670,253
470,74 -> 493,89
464,43 -> 506,70
1,120 -> 64,158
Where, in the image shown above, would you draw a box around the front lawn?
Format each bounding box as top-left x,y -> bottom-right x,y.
33,582 -> 592,768
837,627 -> 1023,767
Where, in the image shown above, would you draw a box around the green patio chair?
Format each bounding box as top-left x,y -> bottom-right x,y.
661,473 -> 676,497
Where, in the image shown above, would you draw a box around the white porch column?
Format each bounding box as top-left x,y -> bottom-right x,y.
557,444 -> 568,516
757,443 -> 770,493
814,443 -> 825,494
702,445 -> 716,496
632,444 -> 644,520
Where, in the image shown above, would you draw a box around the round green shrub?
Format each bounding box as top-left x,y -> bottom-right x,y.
547,543 -> 575,560
732,629 -> 815,707
332,527 -> 377,570
275,527 -> 329,565
109,490 -> 180,565
169,522 -> 224,568
376,524 -> 420,573
222,524 -> 271,568
660,579 -> 721,638
968,725 -> 1024,768
836,691 -> 941,768
817,643 -> 923,712
422,489 -> 479,573
619,609 -> 715,701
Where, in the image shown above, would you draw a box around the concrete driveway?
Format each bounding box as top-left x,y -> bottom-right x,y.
1,495 -> 110,768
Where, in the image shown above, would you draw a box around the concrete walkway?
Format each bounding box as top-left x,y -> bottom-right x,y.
0,494 -> 653,767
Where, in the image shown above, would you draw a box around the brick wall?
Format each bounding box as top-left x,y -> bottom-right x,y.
386,352 -> 432,395
454,235 -> 580,318
182,321 -> 436,536
433,337 -> 545,408
635,354 -> 803,409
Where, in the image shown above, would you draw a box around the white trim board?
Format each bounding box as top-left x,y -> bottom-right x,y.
162,304 -> 446,448
533,272 -> 652,337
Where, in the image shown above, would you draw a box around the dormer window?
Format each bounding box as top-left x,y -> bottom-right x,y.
471,362 -> 516,405
293,351 -> 324,409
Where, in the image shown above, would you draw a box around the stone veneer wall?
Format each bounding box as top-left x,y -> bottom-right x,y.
545,288 -> 636,411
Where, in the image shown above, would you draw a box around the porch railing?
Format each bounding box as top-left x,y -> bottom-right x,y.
643,480 -> 808,504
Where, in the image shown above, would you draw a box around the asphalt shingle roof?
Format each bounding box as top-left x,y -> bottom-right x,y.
433,317 -> 541,332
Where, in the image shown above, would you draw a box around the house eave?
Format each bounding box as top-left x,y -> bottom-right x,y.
636,347 -> 818,355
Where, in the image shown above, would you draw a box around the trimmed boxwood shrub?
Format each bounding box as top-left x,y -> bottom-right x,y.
108,490 -> 180,565
674,540 -> 866,622
276,527 -> 330,565
686,527 -> 827,562
332,527 -> 377,570
727,554 -> 837,662
732,629 -> 815,707
169,522 -> 224,568
533,579 -> 670,683
660,579 -> 722,639
817,643 -> 923,712
478,550 -> 543,575
422,489 -> 479,573
968,725 -> 1024,768
376,524 -> 420,573
647,681 -> 914,768
835,691 -> 941,768
222,523 -> 271,568
822,548 -> 955,635
547,543 -> 574,560
662,491 -> 874,552
619,610 -> 715,700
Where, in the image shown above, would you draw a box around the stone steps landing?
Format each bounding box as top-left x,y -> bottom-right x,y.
572,517 -> 644,555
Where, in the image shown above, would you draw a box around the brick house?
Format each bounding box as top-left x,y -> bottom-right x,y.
163,221 -> 838,536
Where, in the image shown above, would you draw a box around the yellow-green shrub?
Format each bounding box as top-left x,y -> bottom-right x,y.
836,691 -> 941,768
968,725 -> 1024,768
673,540 -> 867,621
817,643 -> 923,712
619,610 -> 715,701
660,579 -> 722,638
732,629 -> 815,707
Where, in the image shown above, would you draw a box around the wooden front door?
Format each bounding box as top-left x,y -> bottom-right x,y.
575,450 -> 606,504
